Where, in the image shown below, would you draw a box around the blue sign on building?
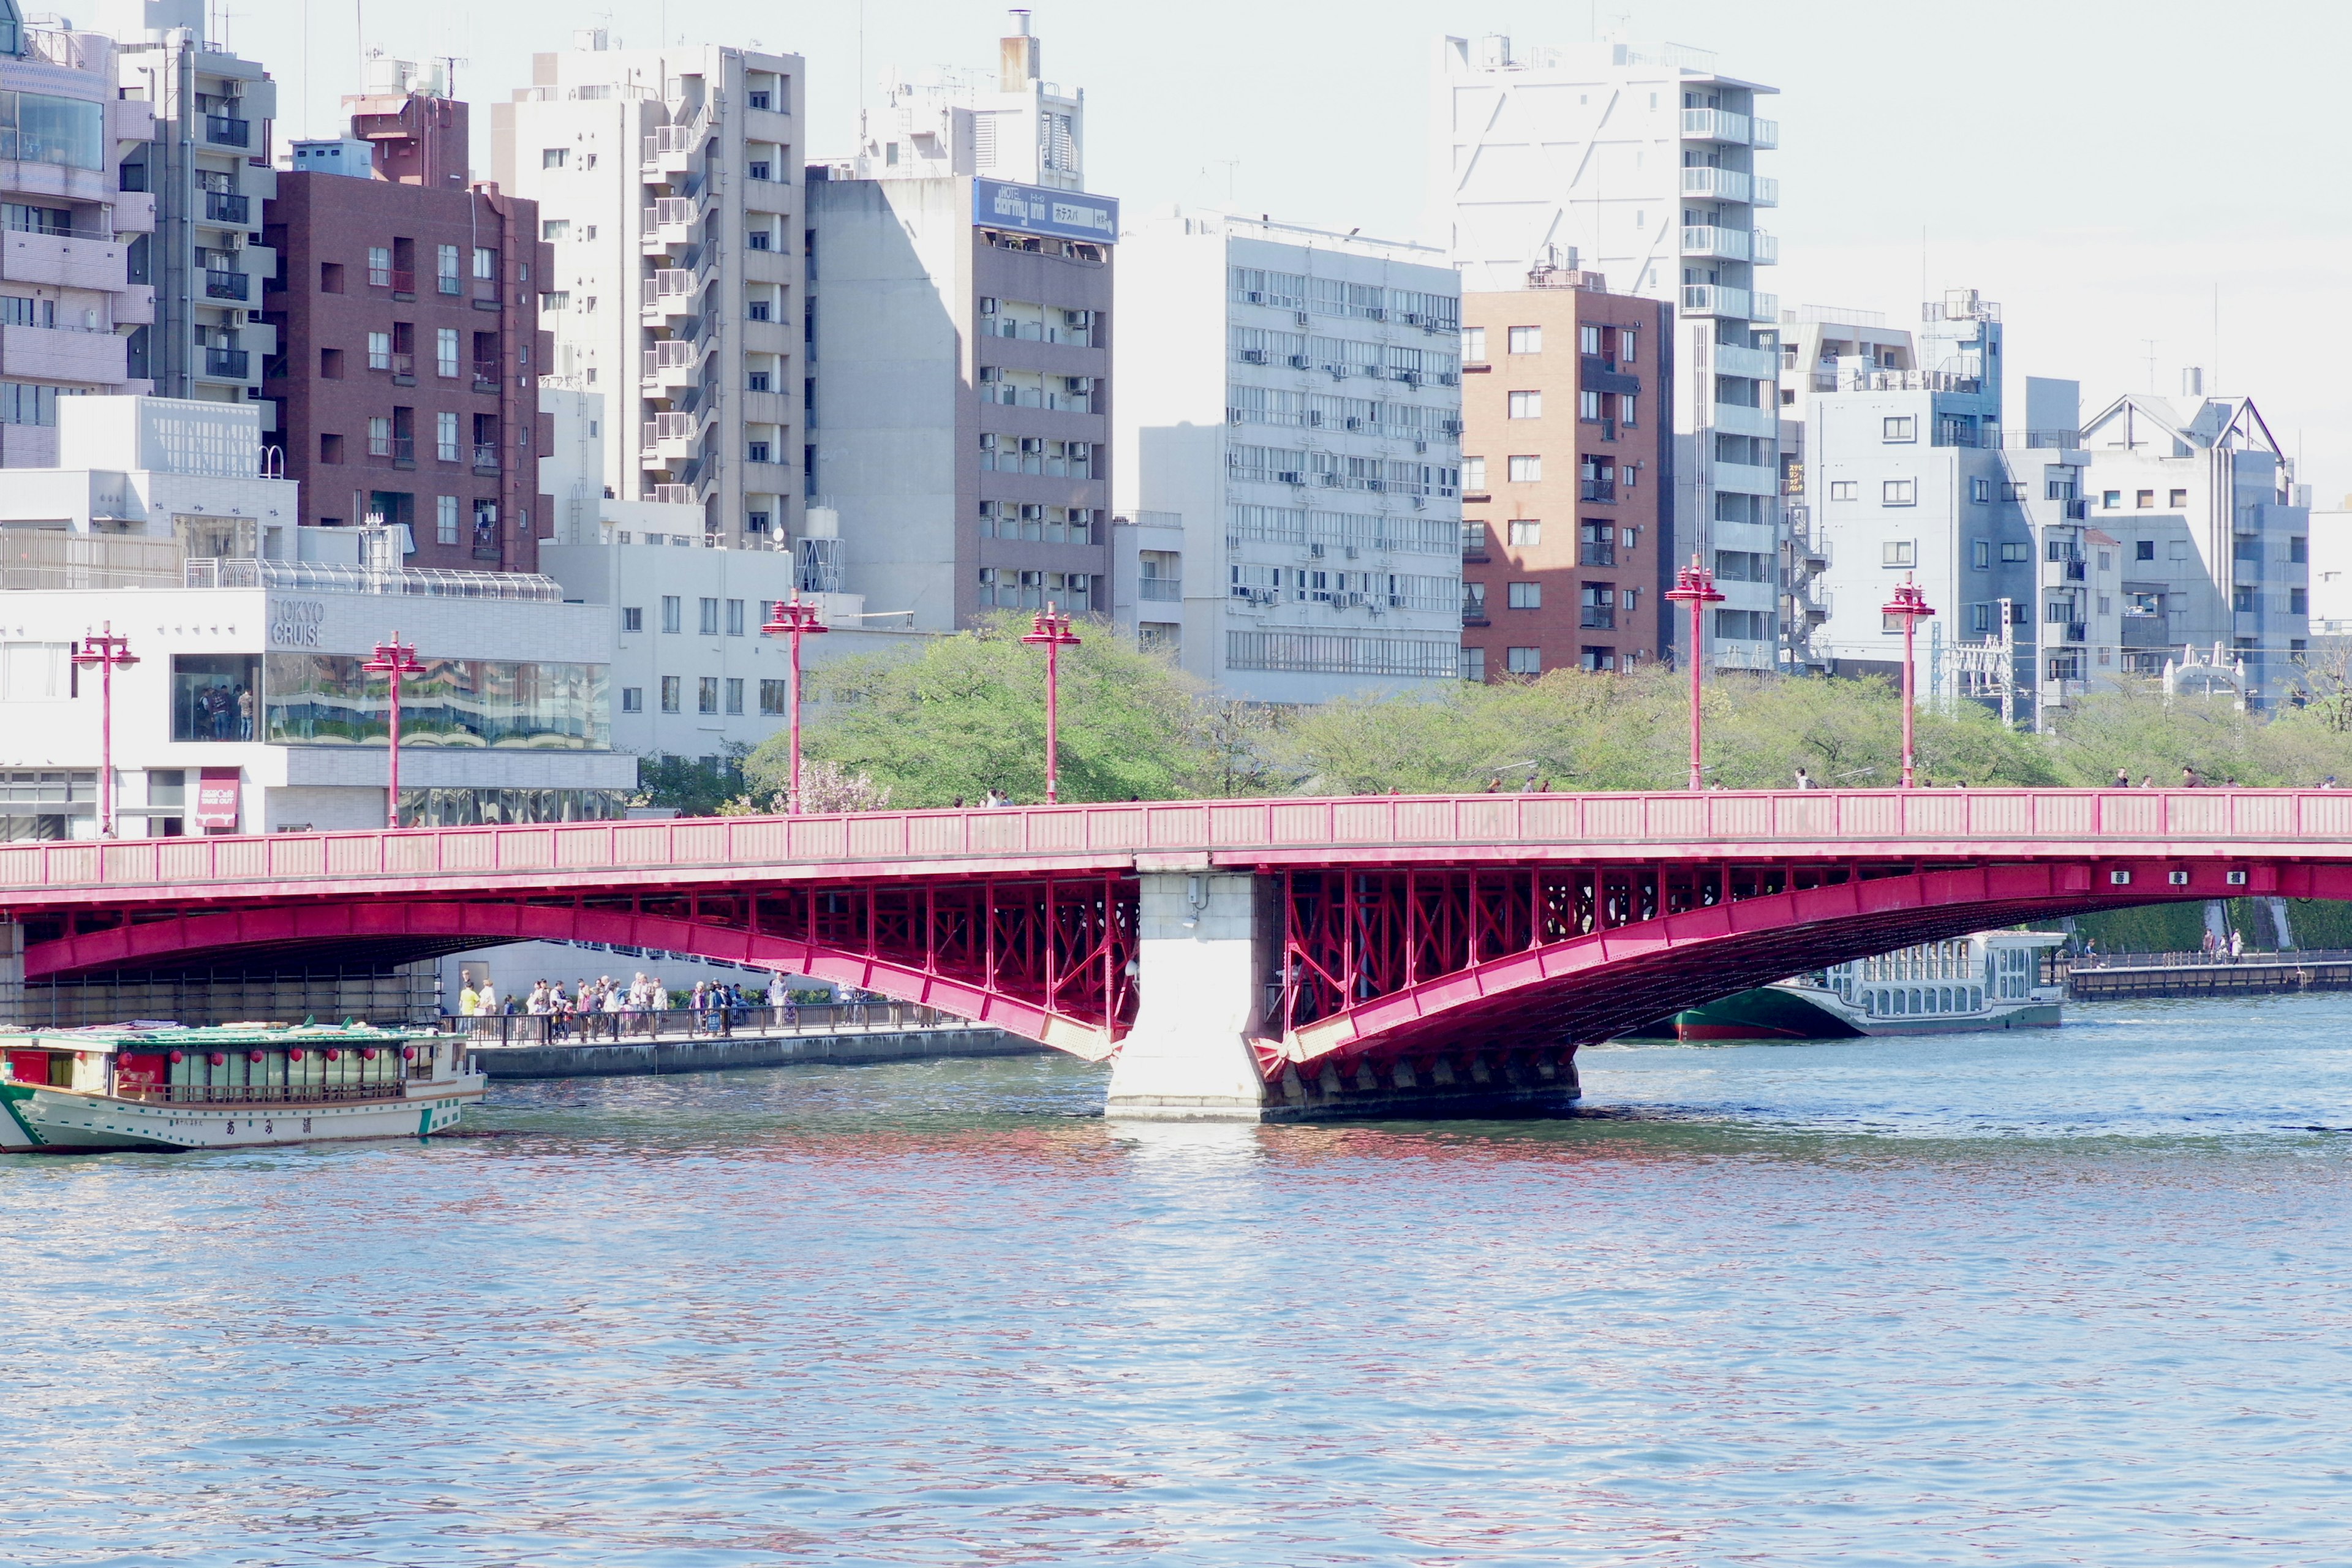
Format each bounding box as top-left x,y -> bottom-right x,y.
972,179 -> 1118,244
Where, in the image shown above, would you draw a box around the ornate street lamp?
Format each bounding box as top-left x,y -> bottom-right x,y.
759,597 -> 830,813
70,624 -> 138,838
363,633 -> 425,829
1021,604 -> 1082,805
1662,557 -> 1724,792
1882,576 -> 1936,788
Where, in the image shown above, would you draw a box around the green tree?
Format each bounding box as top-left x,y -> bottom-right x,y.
634,744 -> 751,816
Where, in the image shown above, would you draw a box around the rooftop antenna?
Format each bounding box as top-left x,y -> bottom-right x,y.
2141,338 -> 2160,394
433,54 -> 467,99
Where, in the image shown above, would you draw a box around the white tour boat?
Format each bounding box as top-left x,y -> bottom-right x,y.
1647,930 -> 2068,1041
0,1022 -> 486,1153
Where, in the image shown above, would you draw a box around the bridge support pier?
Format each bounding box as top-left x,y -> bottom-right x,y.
0,921 -> 20,1030
1103,872 -> 1274,1120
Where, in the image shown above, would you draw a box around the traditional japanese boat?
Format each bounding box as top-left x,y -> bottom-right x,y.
1634,930 -> 2068,1042
0,1022 -> 486,1152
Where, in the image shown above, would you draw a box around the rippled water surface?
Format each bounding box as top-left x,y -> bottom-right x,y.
7,993 -> 2352,1565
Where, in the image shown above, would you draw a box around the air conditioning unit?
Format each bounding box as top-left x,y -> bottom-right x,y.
1441,418 -> 1463,435
1276,469 -> 1305,486
1438,372 -> 1460,386
1344,545 -> 1360,560
1294,311 -> 1310,328
1287,353 -> 1311,369
1318,472 -> 1343,488
1400,369 -> 1423,385
1366,307 -> 1387,322
1241,348 -> 1268,364
1401,312 -> 1425,326
1366,479 -> 1387,493
1305,410 -> 1323,426
1308,543 -> 1325,559
1246,290 -> 1264,304
1414,440 -> 1428,454
1344,417 -> 1363,431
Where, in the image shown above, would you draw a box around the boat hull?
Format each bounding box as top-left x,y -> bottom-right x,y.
1657,987 -> 2062,1042
0,1077 -> 486,1153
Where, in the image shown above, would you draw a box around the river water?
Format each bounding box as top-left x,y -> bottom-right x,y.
6,994 -> 2351,1566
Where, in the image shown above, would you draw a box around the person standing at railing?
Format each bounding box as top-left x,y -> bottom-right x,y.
689,980 -> 711,1036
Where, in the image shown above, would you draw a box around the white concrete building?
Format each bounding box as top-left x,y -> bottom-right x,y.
0,396 -> 629,837
1434,33 -> 1782,669
2308,505 -> 2352,638
1113,209 -> 1464,702
491,29 -> 804,547
96,0 -> 277,421
843,9 -> 1085,192
2078,393 -> 2310,709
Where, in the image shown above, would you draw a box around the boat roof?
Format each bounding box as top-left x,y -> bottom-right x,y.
0,1022 -> 439,1052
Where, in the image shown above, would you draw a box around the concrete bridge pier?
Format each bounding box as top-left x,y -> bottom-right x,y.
1103,870 -> 1273,1120
1103,872 -> 1585,1122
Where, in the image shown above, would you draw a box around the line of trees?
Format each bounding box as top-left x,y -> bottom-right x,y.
717,614 -> 2352,812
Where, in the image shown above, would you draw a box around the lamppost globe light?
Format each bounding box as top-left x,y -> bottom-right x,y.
1020,605 -> 1082,805
362,633 -> 426,829
759,597 -> 830,813
1880,576 -> 1937,789
71,623 -> 138,838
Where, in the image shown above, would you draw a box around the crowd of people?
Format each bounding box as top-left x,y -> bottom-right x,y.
453,972 -> 763,1039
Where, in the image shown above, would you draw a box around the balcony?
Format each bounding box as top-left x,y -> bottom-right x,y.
1681,283 -> 1752,318
201,346 -> 249,378
368,433 -> 415,466
383,267 -> 416,298
202,114 -> 250,148
1752,175 -> 1780,207
472,363 -> 501,393
1712,341 -> 1779,380
1751,230 -> 1779,265
2043,557 -> 2087,587
1681,107 -> 1751,144
1580,479 -> 1618,503
203,268 -> 249,301
473,443 -> 501,473
641,270 -> 697,317
1679,167 -> 1751,203
202,190 -> 250,225
1139,578 -> 1182,602
1749,291 -> 1779,322
1681,225 -> 1751,261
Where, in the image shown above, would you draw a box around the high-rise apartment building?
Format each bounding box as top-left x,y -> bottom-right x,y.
1436,34 -> 1783,671
1458,262 -> 1671,680
0,17 -> 157,465
492,30 -> 804,546
1113,209 -> 1463,701
262,81 -> 550,572
100,0 -> 276,420
808,14 -> 1115,629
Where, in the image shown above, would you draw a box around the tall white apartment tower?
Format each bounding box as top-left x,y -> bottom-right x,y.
845,9 -> 1085,190
1435,35 -> 1783,669
492,31 -> 804,548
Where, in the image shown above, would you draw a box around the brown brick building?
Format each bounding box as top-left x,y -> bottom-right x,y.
1459,270 -> 1672,679
262,102 -> 552,574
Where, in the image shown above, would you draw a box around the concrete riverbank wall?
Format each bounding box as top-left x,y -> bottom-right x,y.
470,1025 -> 1044,1079
2066,959 -> 2352,1001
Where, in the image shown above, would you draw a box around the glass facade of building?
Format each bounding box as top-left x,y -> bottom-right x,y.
262,654 -> 610,749
394,787 -> 633,826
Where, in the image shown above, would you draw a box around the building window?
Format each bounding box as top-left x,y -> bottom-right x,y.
621,687 -> 643,712
1883,479 -> 1917,505
1507,326 -> 1541,355
2002,543 -> 2030,564
2135,539 -> 2155,560
1580,390 -> 1604,421
367,416 -> 391,457
1580,325 -> 1602,355
1460,325 -> 1487,363
1507,454 -> 1541,483
543,148 -> 568,168
1829,481 -> 1857,501
2234,586 -> 2256,612
725,677 -> 744,715
622,606 -> 644,632
435,494 -> 458,545
436,243 -> 461,294
1970,478 -> 1991,503
661,595 -> 681,633
318,432 -> 342,464
1972,540 -> 1990,569
1507,390 -> 1541,419
660,677 -> 680,713
726,599 -> 745,636
367,246 -> 390,287
1507,646 -> 1542,674
474,247 -> 497,281
2292,537 -> 2309,564
435,411 -> 459,462
1580,646 -> 1613,673
1462,456 -> 1487,491
1579,583 -> 1615,630
1507,581 -> 1541,610
1507,518 -> 1542,547
366,331 -> 391,371
1458,646 -> 1487,681
696,597 -> 719,636
2136,489 -> 2155,508
2169,488 -> 2189,508
759,679 -> 788,715
1970,603 -> 1992,632
1883,540 -> 1917,567
2103,490 -> 2122,508
437,328 -> 459,379
1883,416 -> 1915,442
698,676 -> 720,714
2291,589 -> 2309,614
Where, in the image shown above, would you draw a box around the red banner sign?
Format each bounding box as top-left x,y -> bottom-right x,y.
195,768 -> 240,831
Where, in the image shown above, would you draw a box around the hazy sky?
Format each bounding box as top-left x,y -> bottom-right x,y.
239,0 -> 2350,502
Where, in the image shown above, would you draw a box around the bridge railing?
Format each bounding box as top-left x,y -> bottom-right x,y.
2064,946 -> 2352,971
10,788 -> 2352,898
438,1001 -> 962,1047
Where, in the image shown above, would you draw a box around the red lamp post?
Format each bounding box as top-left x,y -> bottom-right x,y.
70,624 -> 137,838
1662,557 -> 1725,792
362,633 -> 425,829
1882,576 -> 1936,788
759,597 -> 830,813
1021,603 -> 1082,805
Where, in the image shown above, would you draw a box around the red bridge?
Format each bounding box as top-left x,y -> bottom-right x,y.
5,789 -> 2347,1118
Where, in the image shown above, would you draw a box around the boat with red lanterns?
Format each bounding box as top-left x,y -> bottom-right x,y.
0,1022 -> 486,1152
